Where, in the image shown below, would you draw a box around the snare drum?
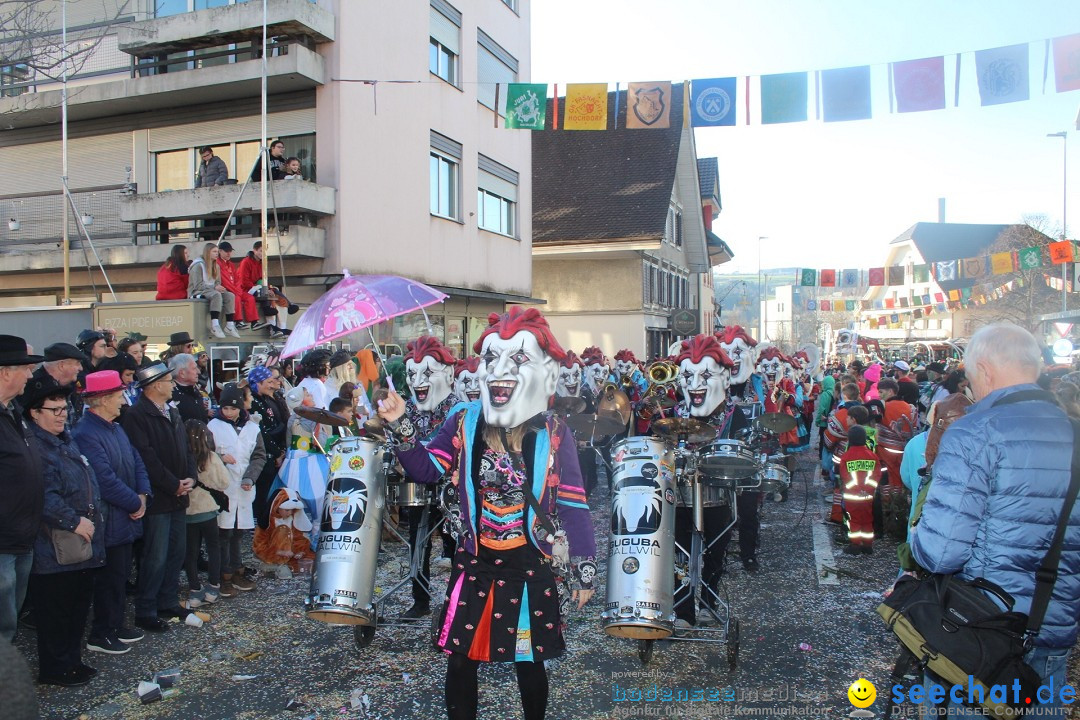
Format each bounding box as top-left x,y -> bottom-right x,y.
759,463 -> 791,495
697,439 -> 759,481
675,477 -> 731,507
386,479 -> 431,507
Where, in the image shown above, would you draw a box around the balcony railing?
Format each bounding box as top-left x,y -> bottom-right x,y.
1,185 -> 131,248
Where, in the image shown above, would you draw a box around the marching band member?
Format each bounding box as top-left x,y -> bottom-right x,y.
716,326 -> 759,401
754,347 -> 799,448
378,307 -> 595,720
782,354 -> 811,452
579,346 -> 609,409
453,356 -> 482,403
612,349 -> 649,397
555,351 -> 584,400
401,336 -> 462,619
557,350 -> 602,498
669,334 -> 752,627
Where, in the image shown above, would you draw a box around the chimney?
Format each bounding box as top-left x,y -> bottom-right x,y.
938,198 -> 946,223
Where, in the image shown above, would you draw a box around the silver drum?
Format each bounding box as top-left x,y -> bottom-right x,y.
603,436 -> 676,640
697,439 -> 759,481
306,437 -> 386,626
386,479 -> 431,507
675,477 -> 730,508
760,463 -> 791,495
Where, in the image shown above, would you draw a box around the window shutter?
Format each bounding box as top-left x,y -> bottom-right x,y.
430,2 -> 461,54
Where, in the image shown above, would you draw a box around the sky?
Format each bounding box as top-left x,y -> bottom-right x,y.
530,0 -> 1080,275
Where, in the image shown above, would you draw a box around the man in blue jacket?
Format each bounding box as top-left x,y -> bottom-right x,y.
912,322 -> 1078,713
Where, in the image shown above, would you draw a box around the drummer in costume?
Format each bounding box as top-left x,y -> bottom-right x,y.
579,346 -> 609,409
613,349 -> 649,434
453,356 -> 482,403
669,335 -> 752,627
378,307 -> 596,720
782,353 -> 811,452
754,347 -> 800,449
555,350 -> 584,401
401,336 -> 463,619
716,326 -> 759,401
556,351 -> 601,497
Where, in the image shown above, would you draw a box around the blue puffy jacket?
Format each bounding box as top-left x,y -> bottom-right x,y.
911,384 -> 1080,648
72,410 -> 150,548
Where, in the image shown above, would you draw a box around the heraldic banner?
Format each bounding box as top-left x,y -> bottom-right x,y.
626,81 -> 672,129
505,83 -> 547,130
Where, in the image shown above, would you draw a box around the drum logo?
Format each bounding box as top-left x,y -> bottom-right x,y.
349,456 -> 365,471
331,455 -> 342,472
611,476 -> 664,536
321,477 -> 369,533
622,557 -> 640,574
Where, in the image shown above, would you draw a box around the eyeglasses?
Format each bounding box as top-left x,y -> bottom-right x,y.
36,405 -> 68,417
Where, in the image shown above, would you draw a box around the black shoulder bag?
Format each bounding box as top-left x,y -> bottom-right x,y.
877,390 -> 1080,718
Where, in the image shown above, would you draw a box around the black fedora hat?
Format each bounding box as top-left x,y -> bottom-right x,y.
169,332 -> 195,347
135,362 -> 172,389
0,335 -> 44,367
44,342 -> 88,363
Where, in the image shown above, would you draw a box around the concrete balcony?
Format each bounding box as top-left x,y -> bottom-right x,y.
0,226 -> 325,276
117,0 -> 335,55
119,181 -> 335,224
0,45 -> 324,130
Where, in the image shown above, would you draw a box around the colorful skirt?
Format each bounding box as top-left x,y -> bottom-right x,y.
436,544 -> 564,663
269,448 -> 330,550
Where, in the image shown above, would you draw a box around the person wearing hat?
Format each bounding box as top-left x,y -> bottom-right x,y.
216,242 -> 260,329
324,349 -> 356,401
75,330 -> 107,376
20,343 -> 86,429
0,335 -> 45,645
24,379 -> 106,686
100,352 -> 140,408
892,359 -> 920,406
71,371 -> 151,654
160,332 -> 196,365
119,363 -> 200,632
247,365 -> 289,528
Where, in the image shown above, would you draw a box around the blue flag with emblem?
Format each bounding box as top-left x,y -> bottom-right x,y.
690,77 -> 737,127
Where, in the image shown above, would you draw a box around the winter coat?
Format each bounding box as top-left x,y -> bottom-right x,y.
71,410 -> 150,547
911,384 -> 1080,648
156,263 -> 188,301
189,452 -> 231,517
217,257 -> 244,300
813,376 -> 836,428
120,395 -> 196,514
209,415 -> 265,530
29,424 -> 106,575
187,258 -> 217,299
195,155 -> 229,187
172,382 -> 209,424
237,254 -> 261,293
0,401 -> 44,555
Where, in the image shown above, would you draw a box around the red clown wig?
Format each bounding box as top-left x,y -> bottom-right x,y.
560,350 -> 582,369
473,306 -> 568,362
580,346 -> 607,366
454,355 -> 481,377
792,350 -> 810,365
404,335 -> 457,366
614,349 -> 638,364
674,334 -> 734,369
756,346 -> 788,364
716,325 -> 758,347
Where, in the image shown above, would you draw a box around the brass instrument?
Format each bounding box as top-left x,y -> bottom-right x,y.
598,383 -> 632,424
638,361 -> 680,422
646,360 -> 679,385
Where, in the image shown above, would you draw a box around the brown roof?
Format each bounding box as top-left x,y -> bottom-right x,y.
532,84 -> 685,245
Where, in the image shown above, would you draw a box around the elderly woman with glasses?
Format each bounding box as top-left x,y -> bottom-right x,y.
25,383 -> 105,687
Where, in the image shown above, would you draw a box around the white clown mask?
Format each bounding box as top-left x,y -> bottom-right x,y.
479,330 -> 559,428
454,368 -> 482,403
556,362 -> 583,397
756,355 -> 784,384
720,338 -> 756,385
614,358 -> 637,379
678,356 -> 730,418
583,362 -> 610,393
405,355 -> 454,412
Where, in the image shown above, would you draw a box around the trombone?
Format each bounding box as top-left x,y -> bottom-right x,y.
639,360 -> 680,421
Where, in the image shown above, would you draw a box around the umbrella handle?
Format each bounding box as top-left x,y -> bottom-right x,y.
368,327 -> 394,394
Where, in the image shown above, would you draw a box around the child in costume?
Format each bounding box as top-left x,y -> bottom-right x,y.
268,386 -> 330,550
253,487 -> 314,579
838,424 -> 880,555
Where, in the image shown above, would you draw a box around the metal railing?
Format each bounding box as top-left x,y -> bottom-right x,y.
1,185 -> 131,248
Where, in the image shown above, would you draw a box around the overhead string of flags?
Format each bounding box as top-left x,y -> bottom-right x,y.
496,32 -> 1080,130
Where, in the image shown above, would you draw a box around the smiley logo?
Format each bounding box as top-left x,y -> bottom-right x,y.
847,678 -> 876,708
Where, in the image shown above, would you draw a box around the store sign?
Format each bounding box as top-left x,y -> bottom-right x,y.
670,309 -> 699,336
94,302 -> 200,343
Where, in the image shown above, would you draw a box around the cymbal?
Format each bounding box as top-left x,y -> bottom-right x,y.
552,396 -> 587,415
651,417 -> 714,445
597,385 -> 631,423
294,406 -> 352,427
756,413 -> 797,434
643,394 -> 677,411
566,412 -> 625,438
363,418 -> 387,438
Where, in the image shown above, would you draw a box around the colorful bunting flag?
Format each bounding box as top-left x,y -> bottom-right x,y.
890,313 -> 900,324
912,264 -> 930,283
885,298 -> 895,309
626,82 -> 672,129
990,251 -> 1016,275
841,269 -> 860,287
961,256 -> 989,279
845,300 -> 856,311
800,269 -> 818,286
936,303 -> 946,312
807,300 -> 817,311
887,266 -> 905,286
921,294 -> 932,306
761,72 -> 808,125
868,268 -> 885,286
1018,246 -> 1043,269
821,65 -> 872,122
820,300 -> 832,311
690,77 -> 737,127
960,288 -> 972,302
878,316 -> 887,327
913,309 -> 923,319
935,260 -> 958,282
899,297 -> 909,308
563,84 -> 608,130
1052,33 -> 1080,93
975,44 -> 1029,106
819,269 -> 837,287
1049,241 -> 1075,264
892,56 -> 946,113
948,289 -> 960,301
504,84 -> 548,130
934,292 -> 944,302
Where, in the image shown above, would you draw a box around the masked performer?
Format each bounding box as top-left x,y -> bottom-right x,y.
579,346 -> 609,409
669,336 -> 753,626
755,347 -> 799,448
555,351 -> 584,400
716,326 -> 759,401
378,307 -> 596,720
401,336 -> 462,619
556,351 -> 600,497
453,357 -> 482,403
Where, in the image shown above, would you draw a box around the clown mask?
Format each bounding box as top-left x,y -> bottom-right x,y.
454,367 -> 482,403
405,355 -> 455,412
756,355 -> 783,384
479,330 -> 559,428
556,362 -> 583,397
583,362 -> 610,393
720,338 -> 756,385
678,356 -> 730,418
614,358 -> 637,379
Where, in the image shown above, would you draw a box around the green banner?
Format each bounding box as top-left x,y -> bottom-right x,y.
505,84 -> 548,130
800,268 -> 817,286
1018,246 -> 1043,269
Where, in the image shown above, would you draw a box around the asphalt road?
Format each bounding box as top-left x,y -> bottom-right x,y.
20,446 -> 1080,719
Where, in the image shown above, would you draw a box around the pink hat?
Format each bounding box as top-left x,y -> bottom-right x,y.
83,370 -> 125,397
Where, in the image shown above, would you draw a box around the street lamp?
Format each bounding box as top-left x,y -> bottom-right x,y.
1048,131 -> 1068,312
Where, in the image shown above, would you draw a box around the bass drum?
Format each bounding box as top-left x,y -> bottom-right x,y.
306,437 -> 386,626
603,436 -> 676,640
759,463 -> 791,495
698,439 -> 759,481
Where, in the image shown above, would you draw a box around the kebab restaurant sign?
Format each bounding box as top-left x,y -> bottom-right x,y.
94,302 -> 200,342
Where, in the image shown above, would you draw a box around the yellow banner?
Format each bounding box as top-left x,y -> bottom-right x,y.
990,251 -> 1015,275
563,84 -> 608,130
626,81 -> 672,129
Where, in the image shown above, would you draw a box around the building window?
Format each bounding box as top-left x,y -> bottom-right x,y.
152,133 -> 316,192
430,131 -> 462,221
477,29 -> 517,112
477,155 -> 518,237
501,0 -> 519,11
0,62 -> 30,98
156,0 -> 241,17
665,203 -> 683,247
430,1 -> 461,87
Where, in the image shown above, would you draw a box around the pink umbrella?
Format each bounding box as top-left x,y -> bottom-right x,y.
281,272 -> 447,360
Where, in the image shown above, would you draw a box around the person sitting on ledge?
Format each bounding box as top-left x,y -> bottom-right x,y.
156,245 -> 190,302
187,243 -> 240,340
